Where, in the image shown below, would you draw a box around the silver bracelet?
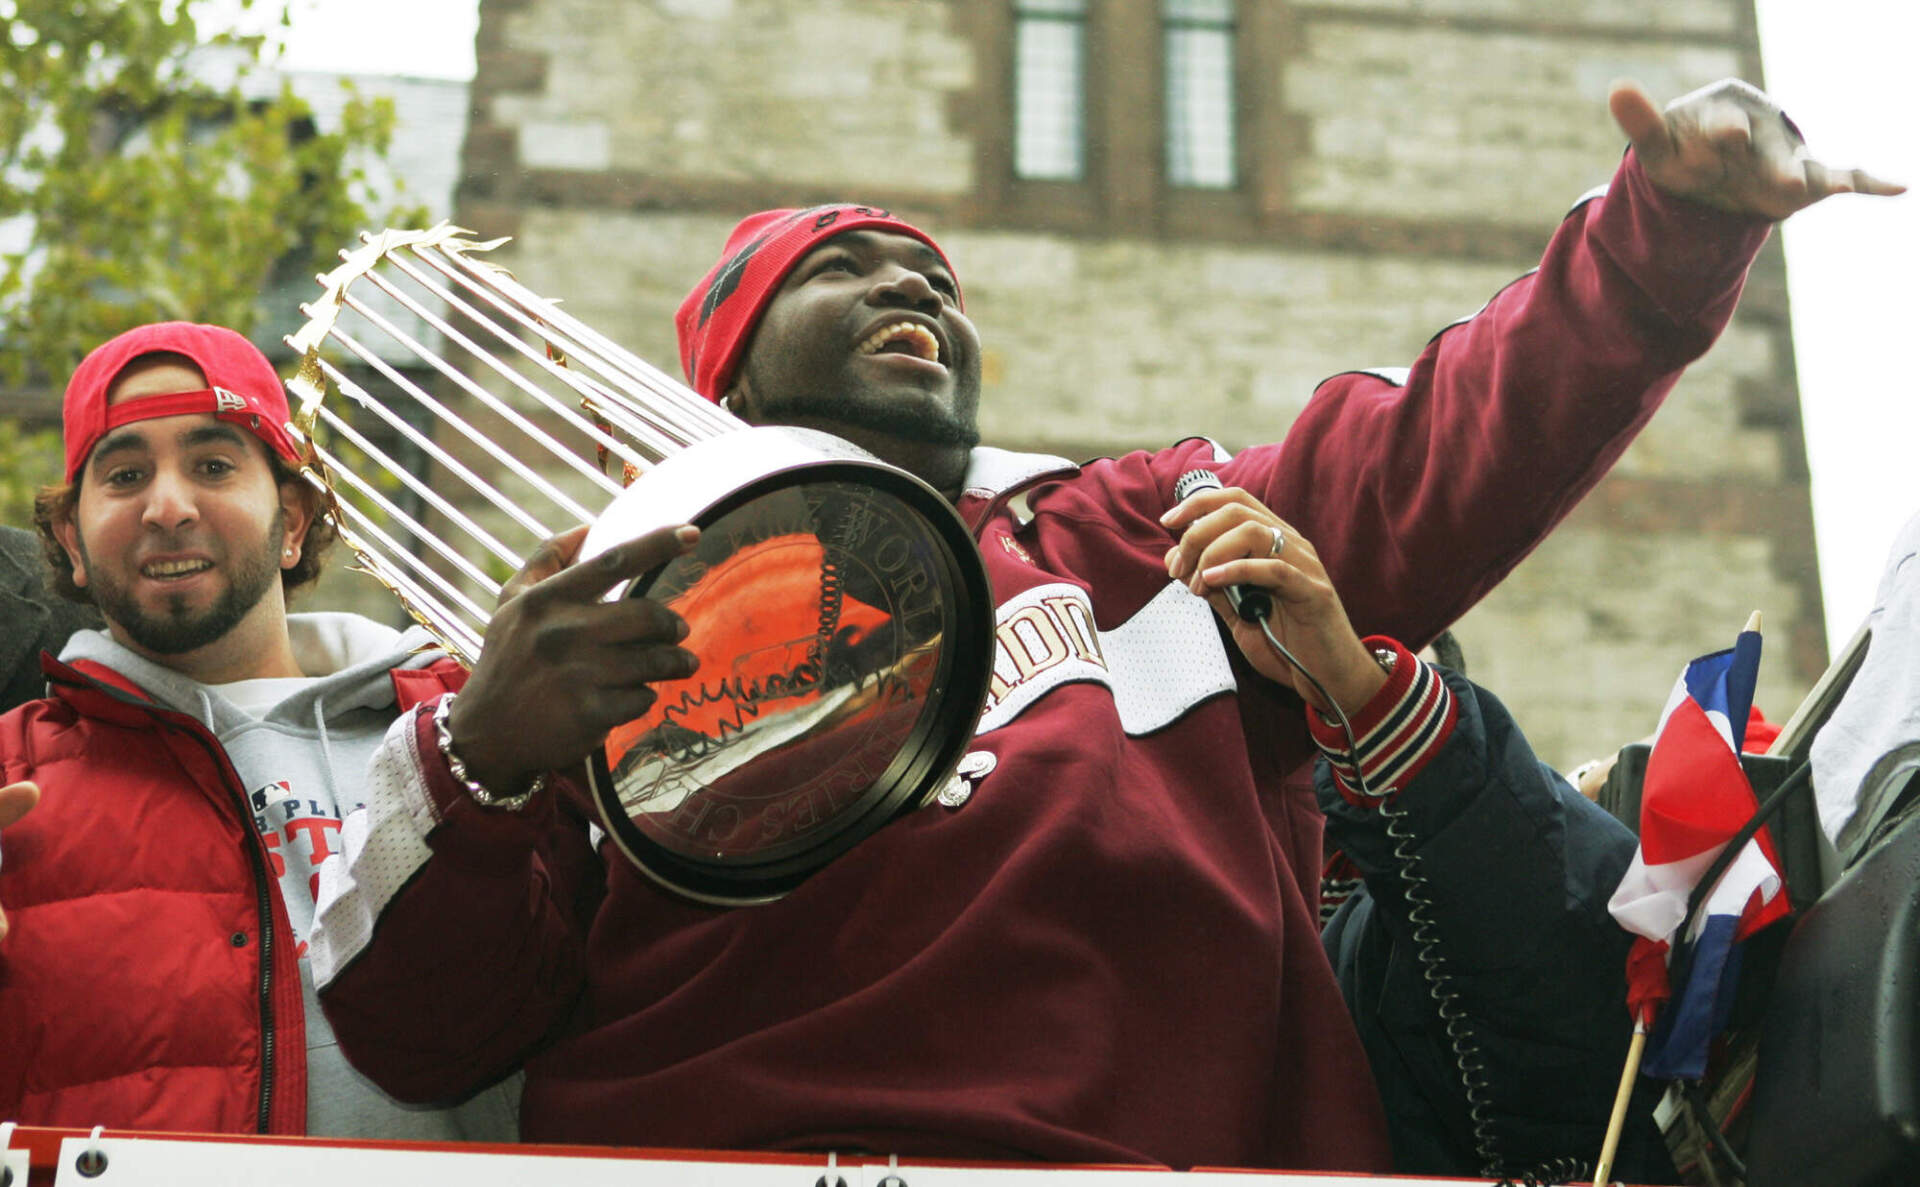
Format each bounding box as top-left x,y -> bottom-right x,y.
431,694 -> 545,811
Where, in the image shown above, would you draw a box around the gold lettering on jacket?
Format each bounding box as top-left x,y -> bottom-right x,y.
975,580 -> 1237,738
981,583 -> 1108,729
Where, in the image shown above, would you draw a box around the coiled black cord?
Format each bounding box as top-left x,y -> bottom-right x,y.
813,550 -> 845,666
1501,1156 -> 1595,1187
803,516 -> 847,688
1254,618 -> 1590,1186
1376,791 -> 1509,1176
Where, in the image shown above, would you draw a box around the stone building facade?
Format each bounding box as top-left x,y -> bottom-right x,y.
452,0 -> 1817,769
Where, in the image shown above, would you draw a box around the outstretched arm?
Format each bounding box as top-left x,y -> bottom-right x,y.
1609,78 -> 1901,218
1216,80 -> 1898,651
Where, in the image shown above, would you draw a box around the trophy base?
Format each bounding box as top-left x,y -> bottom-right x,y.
577,426 -> 993,905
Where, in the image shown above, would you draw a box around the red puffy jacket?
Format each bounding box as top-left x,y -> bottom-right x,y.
0,653 -> 457,1133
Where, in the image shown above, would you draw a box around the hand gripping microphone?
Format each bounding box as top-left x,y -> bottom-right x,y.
1173,469 -> 1370,792
1172,469 -> 1273,622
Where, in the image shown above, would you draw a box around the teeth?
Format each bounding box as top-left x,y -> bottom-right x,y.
144,559 -> 212,578
855,322 -> 941,363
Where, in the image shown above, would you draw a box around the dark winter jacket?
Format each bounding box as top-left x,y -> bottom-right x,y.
1322,663 -> 1677,1183
0,525 -> 99,715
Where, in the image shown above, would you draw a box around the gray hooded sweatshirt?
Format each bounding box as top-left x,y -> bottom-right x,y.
60,612 -> 521,1141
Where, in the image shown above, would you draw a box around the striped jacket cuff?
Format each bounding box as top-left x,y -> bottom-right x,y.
1309,636 -> 1458,806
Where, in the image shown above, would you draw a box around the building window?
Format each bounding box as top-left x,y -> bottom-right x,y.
1013,0 -> 1087,180
1163,0 -> 1236,189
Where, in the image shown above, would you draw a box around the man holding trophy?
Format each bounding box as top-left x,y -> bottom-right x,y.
302,80 -> 1895,1171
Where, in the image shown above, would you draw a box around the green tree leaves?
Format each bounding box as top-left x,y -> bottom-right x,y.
0,0 -> 412,389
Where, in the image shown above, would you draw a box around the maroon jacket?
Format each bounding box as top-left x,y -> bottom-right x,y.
313,154 -> 1769,1170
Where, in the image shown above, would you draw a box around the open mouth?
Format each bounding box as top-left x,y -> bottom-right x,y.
142,558 -> 214,581
855,321 -> 943,365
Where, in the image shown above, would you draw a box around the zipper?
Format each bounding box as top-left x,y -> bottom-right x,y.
963,470 -> 1066,537
183,723 -> 279,1133
48,664 -> 280,1132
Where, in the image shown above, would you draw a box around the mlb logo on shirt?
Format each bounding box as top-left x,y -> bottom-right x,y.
251,779 -> 292,815
214,386 -> 248,413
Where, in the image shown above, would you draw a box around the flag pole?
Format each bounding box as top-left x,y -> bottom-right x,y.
1594,1012 -> 1650,1187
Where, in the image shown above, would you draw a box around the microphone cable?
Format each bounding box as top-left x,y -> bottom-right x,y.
1258,614 -> 1589,1186
1173,468 -> 1585,1180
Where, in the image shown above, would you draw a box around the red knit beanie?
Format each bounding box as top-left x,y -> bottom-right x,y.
675,205 -> 962,403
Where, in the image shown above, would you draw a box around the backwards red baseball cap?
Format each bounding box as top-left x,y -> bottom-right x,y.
63,321 -> 304,483
675,204 -> 962,403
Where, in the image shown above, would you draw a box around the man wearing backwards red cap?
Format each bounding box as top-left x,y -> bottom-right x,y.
311,81 -> 1897,1171
0,322 -> 520,1140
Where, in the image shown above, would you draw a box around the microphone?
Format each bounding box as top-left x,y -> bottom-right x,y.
1171,472 -> 1366,766
1172,469 -> 1272,623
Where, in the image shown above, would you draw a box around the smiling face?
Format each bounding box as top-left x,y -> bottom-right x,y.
724,228 -> 983,496
52,356 -> 311,674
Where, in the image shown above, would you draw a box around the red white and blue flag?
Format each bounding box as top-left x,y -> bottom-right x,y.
1606,627 -> 1791,1079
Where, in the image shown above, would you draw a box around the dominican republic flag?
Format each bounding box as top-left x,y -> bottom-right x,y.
1606,628 -> 1791,1080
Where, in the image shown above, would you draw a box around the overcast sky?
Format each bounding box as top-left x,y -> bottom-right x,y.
1750,0 -> 1918,657
259,0 -> 1916,663
270,0 -> 478,78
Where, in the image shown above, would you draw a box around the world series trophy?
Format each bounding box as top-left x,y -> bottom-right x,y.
285,225 -> 993,904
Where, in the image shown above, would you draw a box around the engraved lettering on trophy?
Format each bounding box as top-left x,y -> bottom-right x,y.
885,556 -> 937,627
651,782 -> 745,848
705,804 -> 744,845
789,787 -> 825,833
833,498 -> 884,552
672,556 -> 709,592
721,507 -> 815,557
663,796 -> 714,839
787,766 -> 872,837
871,531 -> 940,630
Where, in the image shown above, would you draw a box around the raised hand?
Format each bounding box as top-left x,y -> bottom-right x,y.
1161,486 -> 1386,717
0,779 -> 39,944
448,524 -> 702,797
1610,78 -> 1904,220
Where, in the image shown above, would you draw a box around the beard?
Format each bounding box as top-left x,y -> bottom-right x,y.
81,508 -> 286,657
754,382 -> 982,450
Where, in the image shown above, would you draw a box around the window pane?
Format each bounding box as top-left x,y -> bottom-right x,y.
1014,8 -> 1085,181
1163,0 -> 1233,20
1165,24 -> 1235,188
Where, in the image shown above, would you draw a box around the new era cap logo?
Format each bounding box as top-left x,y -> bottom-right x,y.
213,386 -> 248,413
